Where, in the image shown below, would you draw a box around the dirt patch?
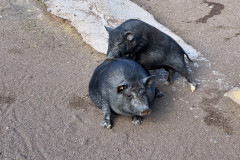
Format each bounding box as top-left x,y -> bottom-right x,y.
203,107 -> 233,135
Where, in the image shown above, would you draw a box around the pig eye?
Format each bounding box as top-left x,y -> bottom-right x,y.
118,42 -> 123,46
127,95 -> 133,99
117,85 -> 127,93
140,89 -> 146,95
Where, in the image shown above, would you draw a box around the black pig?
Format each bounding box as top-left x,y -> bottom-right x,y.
89,58 -> 162,129
105,19 -> 196,92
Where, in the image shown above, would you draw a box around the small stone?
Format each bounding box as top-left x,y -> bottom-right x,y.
194,63 -> 199,67
224,87 -> 240,105
209,5 -> 214,9
172,86 -> 176,91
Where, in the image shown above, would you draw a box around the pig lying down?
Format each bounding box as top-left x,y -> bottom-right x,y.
105,19 -> 197,92
89,58 -> 162,129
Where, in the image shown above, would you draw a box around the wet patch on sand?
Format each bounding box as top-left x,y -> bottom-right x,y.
0,94 -> 15,104
196,0 -> 224,23
200,89 -> 233,135
201,88 -> 224,106
203,107 -> 233,135
7,48 -> 23,54
68,94 -> 94,110
224,32 -> 240,41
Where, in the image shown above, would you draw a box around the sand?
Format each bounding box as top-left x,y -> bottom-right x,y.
1,0 -> 240,159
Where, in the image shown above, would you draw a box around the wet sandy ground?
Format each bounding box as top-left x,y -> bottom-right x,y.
1,0 -> 240,159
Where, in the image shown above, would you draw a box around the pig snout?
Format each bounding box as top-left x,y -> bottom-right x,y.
106,53 -> 117,60
106,50 -> 122,60
106,56 -> 114,60
140,108 -> 152,116
138,106 -> 152,116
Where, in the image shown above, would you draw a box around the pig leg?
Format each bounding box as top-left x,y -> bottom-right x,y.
166,58 -> 197,92
131,116 -> 142,126
176,67 -> 197,92
101,102 -> 112,129
165,67 -> 176,84
155,88 -> 164,98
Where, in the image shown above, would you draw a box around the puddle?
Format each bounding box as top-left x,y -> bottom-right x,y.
196,0 -> 224,23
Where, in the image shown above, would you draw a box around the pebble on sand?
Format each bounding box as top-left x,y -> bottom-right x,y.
224,87 -> 240,105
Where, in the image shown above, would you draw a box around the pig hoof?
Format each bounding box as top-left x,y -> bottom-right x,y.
131,116 -> 142,126
102,120 -> 112,129
190,83 -> 197,92
155,89 -> 164,98
164,81 -> 170,85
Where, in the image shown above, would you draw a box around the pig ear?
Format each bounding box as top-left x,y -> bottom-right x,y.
125,31 -> 134,41
142,76 -> 155,88
117,83 -> 128,93
105,26 -> 113,33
